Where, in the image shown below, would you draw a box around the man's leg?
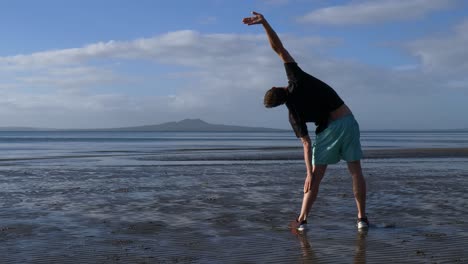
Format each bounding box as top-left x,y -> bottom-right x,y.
347,160 -> 366,219
297,165 -> 327,222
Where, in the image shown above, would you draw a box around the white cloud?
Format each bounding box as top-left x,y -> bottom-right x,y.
408,19 -> 468,76
298,0 -> 457,25
0,31 -> 267,70
17,67 -> 121,90
0,26 -> 467,130
0,31 -> 286,128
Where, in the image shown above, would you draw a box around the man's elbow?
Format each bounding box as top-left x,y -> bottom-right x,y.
278,49 -> 294,63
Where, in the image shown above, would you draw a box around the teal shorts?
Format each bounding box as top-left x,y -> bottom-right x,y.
312,115 -> 363,165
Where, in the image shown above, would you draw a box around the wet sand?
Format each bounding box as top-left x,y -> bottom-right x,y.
0,149 -> 467,263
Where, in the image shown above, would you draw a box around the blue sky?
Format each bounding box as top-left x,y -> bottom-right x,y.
1,0 -> 467,129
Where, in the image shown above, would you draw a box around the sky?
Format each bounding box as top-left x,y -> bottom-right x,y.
0,0 -> 467,130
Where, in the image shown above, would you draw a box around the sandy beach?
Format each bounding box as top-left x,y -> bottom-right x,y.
0,148 -> 467,263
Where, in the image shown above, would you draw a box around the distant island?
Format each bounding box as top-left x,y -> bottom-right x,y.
0,119 -> 289,132
0,127 -> 43,131
2,120 -> 467,132
95,119 -> 289,132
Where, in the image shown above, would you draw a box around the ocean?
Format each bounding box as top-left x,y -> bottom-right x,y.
1,130 -> 468,166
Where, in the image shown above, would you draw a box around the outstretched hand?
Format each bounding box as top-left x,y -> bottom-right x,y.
242,11 -> 265,25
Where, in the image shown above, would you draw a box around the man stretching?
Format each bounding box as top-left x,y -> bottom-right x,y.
243,12 -> 368,230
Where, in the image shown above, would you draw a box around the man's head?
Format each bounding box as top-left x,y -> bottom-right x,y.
264,87 -> 288,108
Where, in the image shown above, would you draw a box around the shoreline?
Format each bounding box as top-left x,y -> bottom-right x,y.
364,147 -> 468,159
2,147 -> 468,164
158,147 -> 468,161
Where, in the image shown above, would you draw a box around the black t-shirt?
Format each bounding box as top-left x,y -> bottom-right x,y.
284,62 -> 344,137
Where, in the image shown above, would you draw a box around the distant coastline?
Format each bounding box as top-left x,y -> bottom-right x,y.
0,127 -> 53,132
0,119 -> 289,132
1,119 -> 467,132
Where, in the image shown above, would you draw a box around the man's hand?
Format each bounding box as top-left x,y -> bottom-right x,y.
242,11 -> 295,62
242,11 -> 265,25
303,173 -> 312,193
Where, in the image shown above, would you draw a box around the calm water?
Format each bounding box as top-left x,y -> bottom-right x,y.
1,130 -> 468,166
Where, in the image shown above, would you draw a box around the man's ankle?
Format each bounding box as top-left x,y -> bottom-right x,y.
297,216 -> 307,223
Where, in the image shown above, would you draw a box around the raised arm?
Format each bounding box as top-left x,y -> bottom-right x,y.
243,11 -> 295,63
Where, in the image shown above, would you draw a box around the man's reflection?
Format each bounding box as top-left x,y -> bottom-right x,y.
354,229 -> 368,264
293,230 -> 319,262
292,228 -> 368,263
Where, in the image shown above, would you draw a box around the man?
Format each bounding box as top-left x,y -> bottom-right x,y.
243,12 -> 368,231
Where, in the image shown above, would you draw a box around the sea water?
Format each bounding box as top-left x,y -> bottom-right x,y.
1,130 -> 468,167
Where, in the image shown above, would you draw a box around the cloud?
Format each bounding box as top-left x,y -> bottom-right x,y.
0,31 -> 294,127
17,67 -> 122,90
298,0 -> 457,25
408,19 -> 468,77
0,26 -> 467,129
0,31 -> 267,70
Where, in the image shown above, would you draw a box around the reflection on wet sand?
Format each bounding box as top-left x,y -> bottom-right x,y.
354,229 -> 368,264
292,228 -> 368,263
294,230 -> 319,262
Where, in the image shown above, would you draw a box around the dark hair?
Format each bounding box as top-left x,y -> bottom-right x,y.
264,87 -> 287,108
